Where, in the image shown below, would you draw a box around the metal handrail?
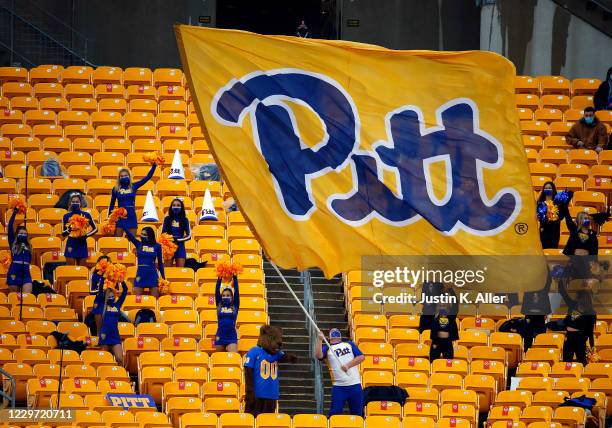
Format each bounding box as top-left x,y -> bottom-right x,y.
18,0 -> 89,40
0,4 -> 94,66
302,269 -> 324,414
0,39 -> 35,67
0,368 -> 16,408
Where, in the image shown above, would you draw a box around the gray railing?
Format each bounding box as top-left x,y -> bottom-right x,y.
0,368 -> 16,408
0,0 -> 93,66
301,269 -> 324,414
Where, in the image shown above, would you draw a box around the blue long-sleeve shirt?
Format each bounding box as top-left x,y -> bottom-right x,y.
123,228 -> 165,279
216,275 -> 240,331
108,164 -> 156,212
8,210 -> 31,264
161,215 -> 191,242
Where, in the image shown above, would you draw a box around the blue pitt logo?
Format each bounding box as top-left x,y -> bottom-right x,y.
212,69 -> 520,236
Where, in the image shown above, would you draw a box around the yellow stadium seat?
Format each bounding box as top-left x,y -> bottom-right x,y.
167,396 -> 203,426
122,67 -> 152,85
552,407 -> 585,428
552,377 -> 589,394
33,82 -> 63,98
541,94 -> 570,110
557,163 -> 589,180
138,351 -> 174,371
549,121 -> 574,136
26,377 -> 59,407
134,411 -> 171,428
3,81 -> 33,97
329,415 -> 364,428
97,98 -> 126,114
464,374 -> 496,412
203,397 -> 241,415
161,336 -> 198,353
68,97 -> 96,113
162,380 -> 201,409
395,371 -> 428,389
365,401 -> 401,418
458,330 -> 488,348
403,401 -> 438,420
38,95 -> 68,112
65,124 -> 95,140
549,362 -> 583,378
517,108 -> 535,121
534,108 -> 563,123
181,412 -> 219,428
518,377 -> 553,393
520,406 -> 554,424
571,78 -> 600,95
0,66 -> 28,82
572,190 -> 606,211
64,83 -> 94,99
97,365 -> 130,382
517,362 -> 551,378
140,365 -> 173,404
362,370 -> 393,387
488,405 -> 523,425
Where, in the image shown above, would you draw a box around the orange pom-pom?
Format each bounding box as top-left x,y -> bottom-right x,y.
100,220 -> 116,236
109,207 -> 128,221
0,250 -> 11,273
103,263 -> 126,284
142,151 -> 165,166
216,261 -> 243,283
159,233 -> 178,261
94,258 -> 110,275
158,278 -> 171,296
8,197 -> 27,215
68,214 -> 91,238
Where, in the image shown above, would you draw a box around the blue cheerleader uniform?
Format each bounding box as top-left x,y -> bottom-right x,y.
90,271 -> 106,316
161,215 -> 191,259
214,275 -> 239,346
124,229 -> 165,288
99,283 -> 128,346
62,210 -> 97,259
108,164 -> 156,230
6,210 -> 32,286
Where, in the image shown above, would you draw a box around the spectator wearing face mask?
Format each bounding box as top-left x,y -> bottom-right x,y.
594,67 -> 612,111
566,107 -> 608,153
536,181 -> 562,249
62,193 -> 97,266
214,274 -> 240,352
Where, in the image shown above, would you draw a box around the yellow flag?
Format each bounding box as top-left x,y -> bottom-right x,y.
176,25 -> 545,288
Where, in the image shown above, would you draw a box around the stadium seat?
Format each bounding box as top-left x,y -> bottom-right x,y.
329,415 -> 364,428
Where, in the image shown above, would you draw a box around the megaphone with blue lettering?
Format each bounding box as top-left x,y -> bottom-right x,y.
141,190 -> 159,222
168,149 -> 185,179
199,188 -> 218,222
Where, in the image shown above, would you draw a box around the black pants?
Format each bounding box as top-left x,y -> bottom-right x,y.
563,331 -> 587,365
429,338 -> 454,360
246,397 -> 277,416
523,315 -> 546,351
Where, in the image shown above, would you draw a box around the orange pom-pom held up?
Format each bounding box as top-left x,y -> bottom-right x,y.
159,233 -> 178,261
104,263 -> 126,284
8,197 -> 27,215
216,261 -> 243,283
68,214 -> 91,238
94,258 -> 110,275
142,151 -> 165,166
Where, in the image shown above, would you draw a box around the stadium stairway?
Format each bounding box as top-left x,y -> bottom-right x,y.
309,269 -> 348,414
263,261 -> 317,414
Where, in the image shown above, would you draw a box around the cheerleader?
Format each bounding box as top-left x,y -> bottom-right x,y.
7,208 -> 32,293
521,270 -> 552,351
561,207 -> 599,280
90,255 -> 111,334
108,165 -> 156,237
418,281 -> 442,333
62,193 -> 97,266
215,274 -> 240,352
124,227 -> 165,298
558,279 -> 596,365
537,182 -> 562,249
99,281 -> 128,366
161,198 -> 191,267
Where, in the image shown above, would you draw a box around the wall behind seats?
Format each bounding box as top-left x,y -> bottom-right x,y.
481,0 -> 612,79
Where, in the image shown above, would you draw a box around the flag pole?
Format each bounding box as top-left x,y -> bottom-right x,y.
269,261 -> 350,376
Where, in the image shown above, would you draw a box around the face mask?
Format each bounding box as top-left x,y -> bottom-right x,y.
583,218 -> 590,227
172,207 -> 181,215
16,235 -> 27,243
584,116 -> 594,125
71,203 -> 80,211
140,234 -> 148,241
119,176 -> 130,186
543,188 -> 553,196
221,297 -> 232,306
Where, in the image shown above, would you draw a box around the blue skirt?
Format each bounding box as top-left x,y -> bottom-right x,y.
6,264 -> 32,285
174,242 -> 186,259
117,207 -> 138,230
99,327 -> 121,345
214,327 -> 238,345
64,236 -> 88,258
91,293 -> 105,315
133,267 -> 159,288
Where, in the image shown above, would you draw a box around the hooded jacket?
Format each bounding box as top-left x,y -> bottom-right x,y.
566,116 -> 608,150
594,67 -> 612,111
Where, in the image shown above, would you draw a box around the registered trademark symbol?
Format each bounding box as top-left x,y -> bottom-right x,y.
514,223 -> 528,235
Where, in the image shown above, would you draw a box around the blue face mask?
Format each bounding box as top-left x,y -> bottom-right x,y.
543,188 -> 553,196
221,296 -> 232,306
583,218 -> 591,227
71,203 -> 80,211
16,235 -> 27,243
584,116 -> 594,125
119,176 -> 130,186
172,207 -> 181,215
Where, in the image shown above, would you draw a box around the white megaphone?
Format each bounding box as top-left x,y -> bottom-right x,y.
199,188 -> 218,222
141,190 -> 159,222
168,149 -> 185,179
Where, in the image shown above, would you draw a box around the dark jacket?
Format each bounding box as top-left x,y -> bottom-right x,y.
566,117 -> 608,150
594,67 -> 612,111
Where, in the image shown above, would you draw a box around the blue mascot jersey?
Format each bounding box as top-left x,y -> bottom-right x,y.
244,346 -> 285,400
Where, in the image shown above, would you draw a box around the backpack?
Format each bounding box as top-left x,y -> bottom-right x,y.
134,308 -> 156,326
41,158 -> 62,177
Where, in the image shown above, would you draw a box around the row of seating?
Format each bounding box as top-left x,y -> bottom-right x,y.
0,84 -> 191,102
0,65 -> 184,86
